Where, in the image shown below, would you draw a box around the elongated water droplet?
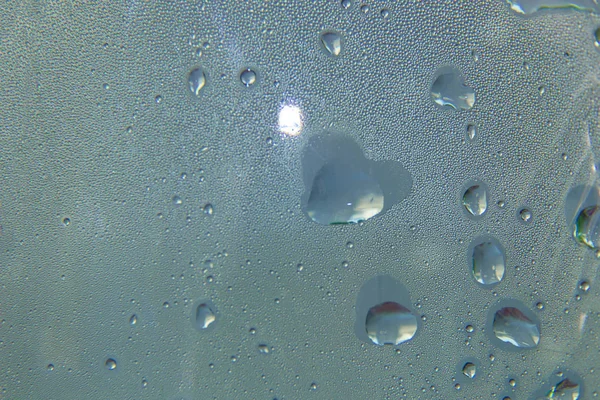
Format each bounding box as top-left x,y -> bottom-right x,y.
463,185 -> 487,217
471,240 -> 505,285
188,67 -> 206,96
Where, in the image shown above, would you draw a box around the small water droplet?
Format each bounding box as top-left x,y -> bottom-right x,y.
579,281 -> 590,292
519,208 -> 532,222
129,314 -> 137,326
62,217 -> 70,226
346,241 -> 354,249
154,95 -> 162,104
310,383 -> 318,390
463,185 -> 487,217
365,302 -> 418,346
492,306 -> 540,348
341,0 -> 351,9
258,344 -> 270,354
105,358 -> 117,370
240,68 -> 257,87
296,263 -> 304,272
173,195 -> 183,206
466,124 -> 477,141
360,4 -> 369,13
509,378 -> 517,387
380,8 -> 390,18
320,31 -> 342,57
47,364 -> 55,371
455,383 -> 461,390
203,203 -> 214,215
194,302 -> 216,330
141,379 -> 148,388
431,68 -> 475,110
465,325 -> 474,333
188,67 -> 207,96
536,302 -> 544,310
462,362 -> 476,378
471,240 -> 505,285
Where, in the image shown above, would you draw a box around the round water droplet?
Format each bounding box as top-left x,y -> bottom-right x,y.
194,302 -> 216,330
188,67 -> 206,97
463,184 -> 487,217
155,95 -> 162,104
62,217 -> 70,226
341,0 -> 351,9
380,8 -> 390,18
462,362 -> 476,378
47,364 -> 55,371
431,68 -> 475,110
519,208 -> 532,222
573,205 -> 600,250
492,306 -> 540,348
365,301 -> 418,346
579,281 -> 590,292
320,31 -> 342,57
203,203 -> 214,215
471,239 -> 505,285
105,358 -> 117,370
465,325 -> 474,333
240,68 -> 257,87
509,378 -> 516,387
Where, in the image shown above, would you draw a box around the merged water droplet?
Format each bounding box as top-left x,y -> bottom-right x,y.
365,302 -> 418,345
320,31 -> 342,57
462,362 -> 476,378
492,306 -> 540,348
463,184 -> 488,217
194,302 -> 216,330
431,67 -> 475,110
188,67 -> 207,97
471,238 -> 506,285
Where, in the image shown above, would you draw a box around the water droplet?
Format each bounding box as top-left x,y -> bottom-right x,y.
463,184 -> 487,217
492,306 -> 540,348
431,67 -> 475,110
258,344 -> 270,354
465,325 -> 474,333
595,27 -> 600,48
573,205 -> 600,250
466,124 -> 477,141
310,383 -> 318,390
365,301 -> 418,346
507,0 -> 597,14
346,241 -> 354,249
341,0 -> 351,9
62,217 -> 70,226
194,302 -> 216,330
154,95 -> 162,104
380,8 -> 390,18
203,203 -> 214,215
47,364 -> 55,371
172,195 -> 183,206
536,302 -> 544,310
240,68 -> 257,87
462,362 -> 476,378
471,239 -> 505,285
105,358 -> 117,370
579,281 -> 590,292
306,161 -> 383,225
188,67 -> 206,96
320,31 -> 342,57
455,383 -> 461,390
141,379 -> 148,388
360,4 -> 369,13
519,208 -> 532,222
546,378 -> 580,399
129,314 -> 137,326
509,378 -> 517,387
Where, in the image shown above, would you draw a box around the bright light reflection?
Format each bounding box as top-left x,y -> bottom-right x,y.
278,104 -> 303,136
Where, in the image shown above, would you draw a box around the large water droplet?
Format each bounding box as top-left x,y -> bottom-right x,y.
462,362 -> 476,378
471,239 -> 505,285
492,306 -> 540,348
431,68 -> 475,110
573,205 -> 600,249
545,378 -> 580,399
194,302 -> 216,330
320,31 -> 342,57
463,184 -> 488,217
506,0 -> 599,15
306,160 -> 384,225
188,67 -> 206,96
365,302 -> 418,345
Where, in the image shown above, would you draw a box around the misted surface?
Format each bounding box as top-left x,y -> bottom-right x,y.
1,1 -> 600,399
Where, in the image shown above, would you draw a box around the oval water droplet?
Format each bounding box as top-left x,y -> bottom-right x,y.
431,67 -> 475,110
471,238 -> 505,285
365,301 -> 418,346
466,124 -> 477,141
320,31 -> 342,57
188,67 -> 206,97
574,205 -> 600,250
194,302 -> 216,330
463,184 -> 487,217
492,306 -> 540,348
